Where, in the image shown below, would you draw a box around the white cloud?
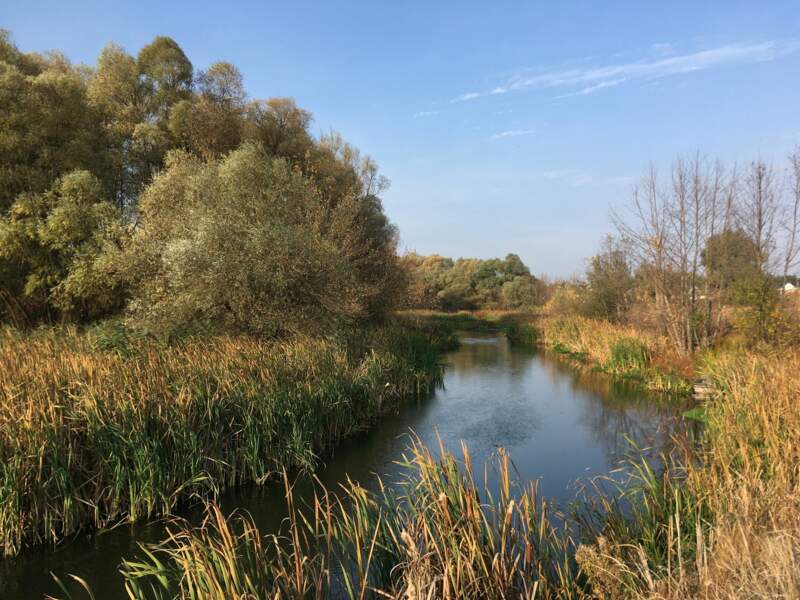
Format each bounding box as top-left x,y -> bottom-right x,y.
413,110 -> 441,118
490,129 -> 536,140
555,77 -> 627,98
452,92 -> 480,102
529,169 -> 633,187
451,40 -> 799,102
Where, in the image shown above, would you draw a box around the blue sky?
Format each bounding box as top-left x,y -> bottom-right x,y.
5,1 -> 800,276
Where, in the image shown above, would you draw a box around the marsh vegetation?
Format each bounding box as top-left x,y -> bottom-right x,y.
0,27 -> 799,600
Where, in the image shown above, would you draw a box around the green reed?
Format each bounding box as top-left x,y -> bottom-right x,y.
102,439 -> 583,600
0,323 -> 444,557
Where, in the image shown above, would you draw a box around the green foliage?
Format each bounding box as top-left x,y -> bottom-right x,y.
0,170 -> 124,323
0,30 -> 402,335
702,229 -> 761,302
608,338 -> 650,373
403,252 -> 544,310
504,321 -> 540,345
86,43 -> 147,206
136,36 -> 193,120
582,236 -> 634,321
502,275 -> 542,309
169,62 -> 246,159
731,273 -> 782,342
0,48 -> 110,211
115,143 -> 401,337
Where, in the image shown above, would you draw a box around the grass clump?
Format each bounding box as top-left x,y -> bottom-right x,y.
540,317 -> 692,395
0,323 -> 444,557
85,440 -> 583,600
574,348 -> 800,599
608,338 -> 650,374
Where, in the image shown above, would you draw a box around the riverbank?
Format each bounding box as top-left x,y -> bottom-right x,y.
399,309 -> 540,346
538,316 -> 693,396
0,322 -> 446,557
97,316 -> 799,599
576,344 -> 800,599
402,311 -> 691,395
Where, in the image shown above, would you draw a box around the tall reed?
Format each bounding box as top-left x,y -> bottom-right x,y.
574,348 -> 800,599
0,324 -> 443,556
539,317 -> 692,395
108,439 -> 583,599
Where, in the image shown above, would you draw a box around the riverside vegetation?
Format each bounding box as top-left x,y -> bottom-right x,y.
0,30 -> 447,561
0,323 -> 446,557
52,317 -> 797,600
1,28 -> 799,600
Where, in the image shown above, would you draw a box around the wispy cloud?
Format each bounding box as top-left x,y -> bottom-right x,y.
529,169 -> 633,187
413,110 -> 441,118
452,40 -> 799,102
490,129 -> 536,140
453,92 -> 480,102
555,77 -> 627,98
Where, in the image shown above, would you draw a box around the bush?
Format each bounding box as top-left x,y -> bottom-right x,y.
608,338 -> 650,373
115,144 -> 403,338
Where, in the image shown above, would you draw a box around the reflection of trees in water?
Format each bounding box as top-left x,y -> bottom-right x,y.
537,352 -> 697,472
448,335 -> 537,382
446,335 -> 509,371
449,338 -> 696,475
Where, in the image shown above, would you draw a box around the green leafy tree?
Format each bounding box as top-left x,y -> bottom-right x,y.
169,62 -> 245,159
0,170 -> 123,323
703,229 -> 779,341
402,252 -> 541,311
501,276 -> 542,309
243,98 -> 314,165
116,143 -> 401,337
702,229 -> 761,302
0,37 -> 110,211
87,43 -> 145,207
0,30 -> 405,333
137,36 -> 193,121
583,237 -> 634,321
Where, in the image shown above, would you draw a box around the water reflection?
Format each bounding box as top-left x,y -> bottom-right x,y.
1,332 -> 692,600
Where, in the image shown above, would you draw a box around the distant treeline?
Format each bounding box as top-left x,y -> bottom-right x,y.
401,252 -> 546,311
0,30 -> 401,337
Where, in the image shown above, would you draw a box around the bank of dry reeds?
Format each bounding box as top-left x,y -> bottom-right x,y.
0,324 -> 443,557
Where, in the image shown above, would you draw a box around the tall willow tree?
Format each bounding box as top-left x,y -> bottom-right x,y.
116,143 -> 402,337
0,31 -> 111,211
0,29 -> 403,332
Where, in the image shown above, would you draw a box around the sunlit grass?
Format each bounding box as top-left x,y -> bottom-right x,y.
102,439 -> 583,599
574,347 -> 800,599
26,316 -> 800,600
0,323 -> 444,557
539,317 -> 692,395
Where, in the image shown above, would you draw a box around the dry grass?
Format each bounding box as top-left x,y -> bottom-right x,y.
41,317 -> 800,599
538,316 -> 692,394
0,324 -> 443,556
576,347 -> 800,599
105,439 -> 582,600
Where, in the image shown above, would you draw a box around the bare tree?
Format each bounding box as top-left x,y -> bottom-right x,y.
782,148 -> 800,282
739,160 -> 779,272
614,155 -> 732,354
611,150 -> 800,350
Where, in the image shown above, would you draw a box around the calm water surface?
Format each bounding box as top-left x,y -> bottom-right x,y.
1,333 -> 693,599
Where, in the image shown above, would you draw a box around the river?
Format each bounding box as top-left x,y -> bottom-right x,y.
1,332 -> 693,599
